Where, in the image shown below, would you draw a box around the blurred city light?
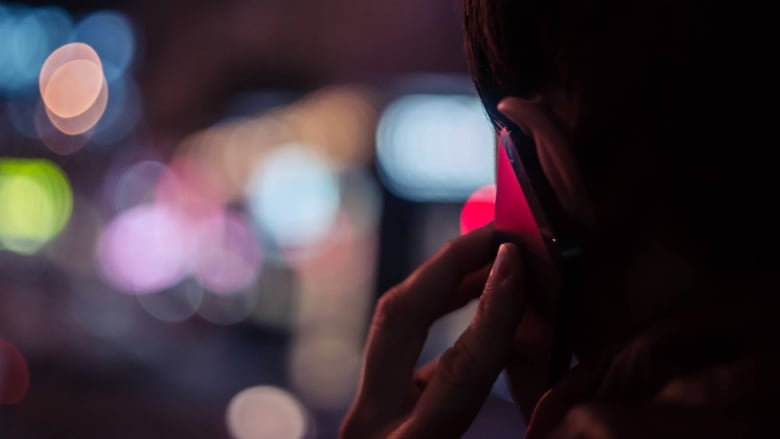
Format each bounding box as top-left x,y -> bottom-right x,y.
34,99 -> 92,154
155,156 -> 224,220
174,86 -> 376,205
460,183 -> 496,235
192,210 -> 263,295
0,159 -> 73,255
196,286 -> 259,325
226,386 -> 311,439
90,75 -> 142,146
5,92 -> 42,139
114,160 -> 168,212
41,55 -> 102,118
0,338 -> 29,405
283,86 -> 378,168
339,168 -> 383,234
246,146 -> 340,249
73,11 -> 135,82
39,42 -> 108,135
376,94 -> 494,201
136,281 -> 203,323
97,203 -> 189,294
0,5 -> 72,96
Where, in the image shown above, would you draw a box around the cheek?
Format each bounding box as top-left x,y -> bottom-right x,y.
534,134 -> 593,225
534,134 -> 575,211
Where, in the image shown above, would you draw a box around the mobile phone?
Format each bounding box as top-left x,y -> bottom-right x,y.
494,127 -> 583,387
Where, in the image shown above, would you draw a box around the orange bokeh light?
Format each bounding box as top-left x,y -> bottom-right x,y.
39,43 -> 108,135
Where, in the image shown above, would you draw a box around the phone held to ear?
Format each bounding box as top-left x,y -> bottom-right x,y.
494,127 -> 583,387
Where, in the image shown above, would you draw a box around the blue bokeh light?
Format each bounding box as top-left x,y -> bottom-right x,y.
73,11 -> 135,82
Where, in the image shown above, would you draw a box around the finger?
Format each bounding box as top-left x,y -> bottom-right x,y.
413,359 -> 440,393
402,358 -> 440,409
505,308 -> 557,418
352,225 -> 496,419
525,349 -> 614,439
436,264 -> 491,317
399,243 -> 526,437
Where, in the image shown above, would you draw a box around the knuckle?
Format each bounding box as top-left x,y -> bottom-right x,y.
373,290 -> 405,328
439,238 -> 459,256
436,238 -> 462,266
435,239 -> 466,274
437,339 -> 479,388
475,287 -> 496,316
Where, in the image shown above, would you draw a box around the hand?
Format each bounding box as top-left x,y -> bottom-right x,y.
340,226 -> 527,438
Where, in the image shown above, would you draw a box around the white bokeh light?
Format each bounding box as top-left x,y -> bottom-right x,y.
376,94 -> 494,201
226,386 -> 309,439
246,146 -> 340,249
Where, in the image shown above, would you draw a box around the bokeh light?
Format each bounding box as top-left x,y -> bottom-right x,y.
0,5 -> 72,96
460,184 -> 496,235
0,338 -> 30,405
376,94 -> 494,201
339,168 -> 383,234
39,42 -> 108,135
175,115 -> 293,202
5,93 -> 42,139
283,86 -> 378,168
34,99 -> 92,155
39,43 -> 101,111
73,11 -> 135,82
90,75 -> 142,146
43,59 -> 103,118
155,156 -> 224,221
193,210 -> 262,295
196,287 -> 259,326
114,160 -> 168,212
173,86 -> 377,205
226,386 -> 310,439
136,282 -> 203,323
246,146 -> 340,249
290,335 -> 361,410
0,159 -> 73,255
31,6 -> 72,48
44,79 -> 108,136
97,203 -> 189,294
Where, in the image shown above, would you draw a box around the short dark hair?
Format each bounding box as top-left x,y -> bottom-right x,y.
464,0 -> 778,275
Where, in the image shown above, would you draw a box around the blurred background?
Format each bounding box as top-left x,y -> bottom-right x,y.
0,0 -> 521,437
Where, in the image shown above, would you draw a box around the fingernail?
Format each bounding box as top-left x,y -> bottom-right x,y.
487,243 -> 513,288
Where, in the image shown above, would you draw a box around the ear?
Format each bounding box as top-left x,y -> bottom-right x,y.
498,96 -> 593,225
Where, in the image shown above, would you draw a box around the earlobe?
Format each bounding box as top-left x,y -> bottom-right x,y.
497,96 -> 594,225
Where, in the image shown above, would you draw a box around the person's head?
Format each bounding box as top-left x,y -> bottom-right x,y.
465,0 -> 778,345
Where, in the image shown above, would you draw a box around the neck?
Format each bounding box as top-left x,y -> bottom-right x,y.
572,230 -> 716,360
